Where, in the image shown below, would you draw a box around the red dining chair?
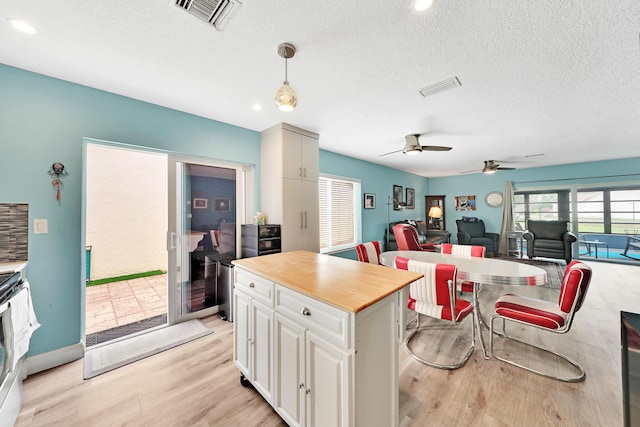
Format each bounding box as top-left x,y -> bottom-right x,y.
395,256 -> 476,369
355,241 -> 382,265
440,243 -> 485,293
392,224 -> 436,251
489,260 -> 593,382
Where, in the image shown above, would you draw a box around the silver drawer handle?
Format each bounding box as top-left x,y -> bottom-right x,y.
249,282 -> 255,288
301,307 -> 311,316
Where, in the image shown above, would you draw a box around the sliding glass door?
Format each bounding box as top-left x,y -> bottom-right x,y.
167,155 -> 249,324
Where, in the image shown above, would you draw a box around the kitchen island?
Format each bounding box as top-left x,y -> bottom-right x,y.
232,250 -> 422,427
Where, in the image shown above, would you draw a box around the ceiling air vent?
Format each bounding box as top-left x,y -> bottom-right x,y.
418,76 -> 461,97
175,0 -> 242,30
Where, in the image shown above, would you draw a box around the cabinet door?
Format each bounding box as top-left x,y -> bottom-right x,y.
234,289 -> 251,377
305,331 -> 350,427
300,134 -> 319,182
282,179 -> 319,253
301,180 -> 319,252
282,130 -> 304,180
282,178 -> 303,252
274,313 -> 306,427
252,298 -> 273,402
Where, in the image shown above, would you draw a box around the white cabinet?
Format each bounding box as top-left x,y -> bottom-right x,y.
274,313 -> 305,426
281,129 -> 319,181
304,330 -> 350,427
282,178 -> 319,252
233,269 -> 274,403
261,123 -> 320,253
274,313 -> 350,427
234,255 -> 404,427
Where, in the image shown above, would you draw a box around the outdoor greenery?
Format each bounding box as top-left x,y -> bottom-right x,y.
86,270 -> 165,287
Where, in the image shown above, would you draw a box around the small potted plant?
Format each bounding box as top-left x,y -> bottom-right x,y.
254,212 -> 266,226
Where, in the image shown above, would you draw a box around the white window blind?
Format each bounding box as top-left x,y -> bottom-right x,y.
319,175 -> 361,253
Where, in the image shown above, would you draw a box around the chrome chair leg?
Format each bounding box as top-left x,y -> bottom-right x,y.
404,313 -> 476,370
489,315 -> 586,382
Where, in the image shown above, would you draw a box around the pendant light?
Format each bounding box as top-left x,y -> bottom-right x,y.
275,43 -> 297,112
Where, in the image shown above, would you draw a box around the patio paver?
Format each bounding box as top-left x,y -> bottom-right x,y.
85,274 -> 167,335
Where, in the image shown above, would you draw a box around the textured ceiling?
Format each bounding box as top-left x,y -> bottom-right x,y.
1,0 -> 639,177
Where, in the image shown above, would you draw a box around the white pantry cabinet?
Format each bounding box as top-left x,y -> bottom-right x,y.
260,123 -> 319,253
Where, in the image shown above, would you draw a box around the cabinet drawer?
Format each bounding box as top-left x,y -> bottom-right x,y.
235,269 -> 274,307
275,285 -> 351,350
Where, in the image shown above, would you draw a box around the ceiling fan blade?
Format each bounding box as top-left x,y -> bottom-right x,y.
421,145 -> 452,152
378,149 -> 403,157
496,167 -> 516,170
460,168 -> 480,174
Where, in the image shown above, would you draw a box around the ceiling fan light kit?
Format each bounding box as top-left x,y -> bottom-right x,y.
482,164 -> 497,174
403,134 -> 423,154
275,43 -> 297,112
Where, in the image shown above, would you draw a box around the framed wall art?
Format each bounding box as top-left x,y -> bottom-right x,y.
213,198 -> 231,212
393,185 -> 403,210
193,198 -> 208,209
405,188 -> 415,209
364,193 -> 376,209
454,195 -> 476,211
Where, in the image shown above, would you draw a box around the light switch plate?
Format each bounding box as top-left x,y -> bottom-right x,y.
34,218 -> 48,234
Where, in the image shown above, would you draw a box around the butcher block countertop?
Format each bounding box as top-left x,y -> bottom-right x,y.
232,250 -> 422,313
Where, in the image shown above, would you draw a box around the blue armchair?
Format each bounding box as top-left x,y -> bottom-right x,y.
456,219 -> 499,256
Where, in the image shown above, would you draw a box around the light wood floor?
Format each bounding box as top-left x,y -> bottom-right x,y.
15,260 -> 635,426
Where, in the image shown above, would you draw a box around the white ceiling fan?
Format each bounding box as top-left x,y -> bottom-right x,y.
379,134 -> 453,156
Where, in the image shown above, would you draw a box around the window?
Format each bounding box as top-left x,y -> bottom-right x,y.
515,186 -> 640,235
576,188 -> 640,234
513,190 -> 569,230
576,190 -> 604,233
319,174 -> 362,253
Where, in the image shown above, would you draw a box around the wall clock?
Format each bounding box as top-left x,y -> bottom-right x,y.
485,191 -> 503,208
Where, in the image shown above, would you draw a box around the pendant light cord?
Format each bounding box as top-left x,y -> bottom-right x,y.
284,48 -> 289,83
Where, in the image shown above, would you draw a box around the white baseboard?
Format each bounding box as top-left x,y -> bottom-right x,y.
25,342 -> 84,376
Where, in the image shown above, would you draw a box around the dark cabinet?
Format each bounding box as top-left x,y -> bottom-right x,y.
241,224 -> 282,258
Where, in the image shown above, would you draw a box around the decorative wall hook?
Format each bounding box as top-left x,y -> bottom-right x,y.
48,162 -> 68,201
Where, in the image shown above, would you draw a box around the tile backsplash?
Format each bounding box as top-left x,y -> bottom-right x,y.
0,203 -> 29,262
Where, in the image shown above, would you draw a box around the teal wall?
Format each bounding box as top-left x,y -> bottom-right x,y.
0,64 -> 260,356
320,150 -> 429,260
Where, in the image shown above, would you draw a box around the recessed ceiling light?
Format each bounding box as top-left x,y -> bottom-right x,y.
414,0 -> 434,12
8,18 -> 37,34
252,104 -> 262,111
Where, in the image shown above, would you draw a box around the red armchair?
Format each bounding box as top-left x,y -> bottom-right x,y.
392,224 -> 436,251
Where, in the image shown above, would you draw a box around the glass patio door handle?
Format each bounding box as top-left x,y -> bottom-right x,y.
168,231 -> 182,250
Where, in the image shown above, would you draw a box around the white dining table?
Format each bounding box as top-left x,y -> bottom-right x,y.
380,250 -> 548,359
